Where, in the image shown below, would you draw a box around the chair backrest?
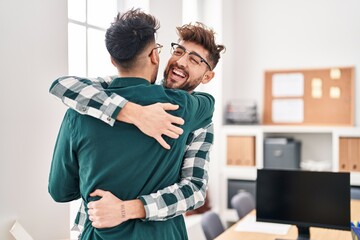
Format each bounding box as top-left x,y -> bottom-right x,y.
231,191 -> 255,219
201,211 -> 225,240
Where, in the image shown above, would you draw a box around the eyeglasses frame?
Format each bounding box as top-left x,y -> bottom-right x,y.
150,43 -> 163,55
170,42 -> 212,70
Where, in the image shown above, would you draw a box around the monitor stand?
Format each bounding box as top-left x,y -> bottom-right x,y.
275,226 -> 310,240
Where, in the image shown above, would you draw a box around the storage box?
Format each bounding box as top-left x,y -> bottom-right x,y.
264,139 -> 301,170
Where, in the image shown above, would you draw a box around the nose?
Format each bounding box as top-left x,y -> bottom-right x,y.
176,53 -> 188,67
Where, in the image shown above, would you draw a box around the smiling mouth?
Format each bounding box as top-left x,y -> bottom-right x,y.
173,68 -> 186,78
169,67 -> 188,83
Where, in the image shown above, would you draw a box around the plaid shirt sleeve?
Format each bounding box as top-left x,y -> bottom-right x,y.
71,201 -> 86,236
71,124 -> 214,235
49,76 -> 128,126
139,123 -> 214,221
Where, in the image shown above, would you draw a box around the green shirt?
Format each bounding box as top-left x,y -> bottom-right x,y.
48,77 -> 214,240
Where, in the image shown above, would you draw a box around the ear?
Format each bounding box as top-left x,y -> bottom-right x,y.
110,56 -> 117,67
149,50 -> 159,65
202,71 -> 215,84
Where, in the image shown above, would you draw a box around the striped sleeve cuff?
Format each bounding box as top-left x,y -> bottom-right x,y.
101,94 -> 128,126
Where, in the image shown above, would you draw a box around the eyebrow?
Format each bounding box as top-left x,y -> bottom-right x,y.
178,44 -> 206,62
175,43 -> 212,70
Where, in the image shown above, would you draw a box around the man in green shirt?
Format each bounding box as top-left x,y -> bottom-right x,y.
48,9 -> 214,239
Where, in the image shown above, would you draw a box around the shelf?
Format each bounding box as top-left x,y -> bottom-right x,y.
351,172 -> 360,186
223,166 -> 257,180
222,125 -> 262,135
262,126 -> 340,133
334,128 -> 360,136
223,125 -> 357,133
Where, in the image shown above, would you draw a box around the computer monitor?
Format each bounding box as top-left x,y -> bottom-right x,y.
256,169 -> 350,240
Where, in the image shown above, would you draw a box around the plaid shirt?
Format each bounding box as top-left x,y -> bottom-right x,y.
49,76 -> 213,231
50,76 -> 127,126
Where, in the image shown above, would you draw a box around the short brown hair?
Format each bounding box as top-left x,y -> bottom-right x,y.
176,22 -> 225,70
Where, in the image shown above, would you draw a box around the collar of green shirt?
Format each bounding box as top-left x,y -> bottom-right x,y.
109,77 -> 150,88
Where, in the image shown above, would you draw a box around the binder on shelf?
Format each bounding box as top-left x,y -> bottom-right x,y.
227,136 -> 256,166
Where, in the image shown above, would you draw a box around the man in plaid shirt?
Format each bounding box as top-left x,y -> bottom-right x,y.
50,21 -> 224,234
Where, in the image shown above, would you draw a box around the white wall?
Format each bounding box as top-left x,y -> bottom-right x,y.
222,0 -> 360,125
150,0 -> 183,83
0,0 -> 69,239
200,0 -> 224,215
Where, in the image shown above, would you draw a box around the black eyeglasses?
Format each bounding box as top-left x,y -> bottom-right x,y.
170,43 -> 212,70
151,43 -> 163,55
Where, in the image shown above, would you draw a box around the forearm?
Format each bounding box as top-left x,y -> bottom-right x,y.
139,174 -> 208,221
116,102 -> 141,124
124,199 -> 146,220
49,76 -> 127,126
139,124 -> 213,221
86,190 -> 146,228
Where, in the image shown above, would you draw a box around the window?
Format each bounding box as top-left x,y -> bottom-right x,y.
67,0 -> 118,77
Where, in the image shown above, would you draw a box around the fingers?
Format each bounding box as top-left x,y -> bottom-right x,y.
88,209 -> 97,219
155,136 -> 170,150
90,216 -> 106,229
88,189 -> 107,209
88,201 -> 96,209
88,206 -> 104,229
90,189 -> 107,197
162,130 -> 180,140
137,102 -> 185,149
159,124 -> 183,142
168,115 -> 185,126
154,128 -> 183,149
168,123 -> 184,136
159,103 -> 185,126
159,103 -> 179,111
92,221 -> 104,229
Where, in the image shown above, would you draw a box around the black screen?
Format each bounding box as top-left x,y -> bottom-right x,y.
256,169 -> 350,231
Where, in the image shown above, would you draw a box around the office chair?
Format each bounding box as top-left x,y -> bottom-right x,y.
231,191 -> 255,219
351,187 -> 360,200
201,211 -> 225,240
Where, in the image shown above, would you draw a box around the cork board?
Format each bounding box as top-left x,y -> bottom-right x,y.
263,67 -> 354,126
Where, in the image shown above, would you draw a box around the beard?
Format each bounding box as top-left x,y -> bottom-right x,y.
163,63 -> 203,92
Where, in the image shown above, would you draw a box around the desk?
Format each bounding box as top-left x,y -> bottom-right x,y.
215,200 -> 360,240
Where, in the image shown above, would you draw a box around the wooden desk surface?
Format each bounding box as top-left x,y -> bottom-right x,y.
215,200 -> 360,240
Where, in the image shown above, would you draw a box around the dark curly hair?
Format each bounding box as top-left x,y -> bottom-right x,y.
176,22 -> 225,70
105,9 -> 160,69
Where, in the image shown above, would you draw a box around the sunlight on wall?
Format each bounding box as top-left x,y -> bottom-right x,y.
118,0 -> 149,12
182,0 -> 198,25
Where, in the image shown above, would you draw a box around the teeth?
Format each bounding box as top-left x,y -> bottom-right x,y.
173,69 -> 186,77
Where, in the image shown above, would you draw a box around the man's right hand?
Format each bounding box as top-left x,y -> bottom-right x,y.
116,102 -> 185,149
88,189 -> 146,229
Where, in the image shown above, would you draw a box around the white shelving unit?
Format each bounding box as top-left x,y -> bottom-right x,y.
220,125 -> 360,223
